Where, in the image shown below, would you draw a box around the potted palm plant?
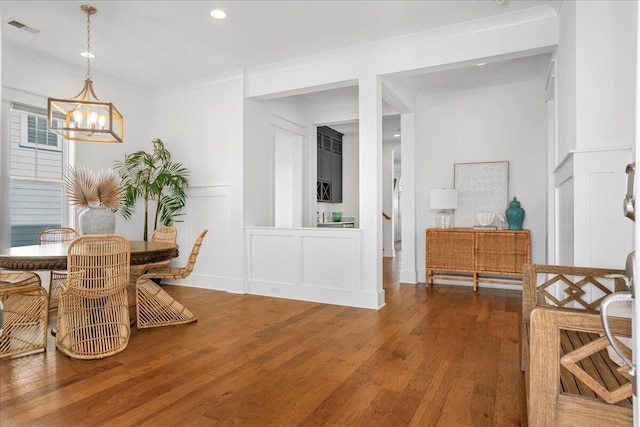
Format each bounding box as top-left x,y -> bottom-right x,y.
64,165 -> 122,234
113,138 -> 189,241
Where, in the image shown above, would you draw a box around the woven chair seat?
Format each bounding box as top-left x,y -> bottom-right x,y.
136,229 -> 207,329
0,271 -> 48,358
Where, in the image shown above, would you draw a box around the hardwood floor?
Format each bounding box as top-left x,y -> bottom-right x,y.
1,256 -> 526,426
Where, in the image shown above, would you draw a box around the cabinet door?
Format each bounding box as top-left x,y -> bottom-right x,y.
317,181 -> 331,202
331,136 -> 342,156
321,133 -> 332,152
426,229 -> 475,271
317,150 -> 332,181
331,156 -> 342,203
475,231 -> 530,274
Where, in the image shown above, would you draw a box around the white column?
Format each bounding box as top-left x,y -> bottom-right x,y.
228,75 -> 246,293
358,75 -> 385,308
382,142 -> 394,257
400,113 -> 417,283
633,1 -> 640,420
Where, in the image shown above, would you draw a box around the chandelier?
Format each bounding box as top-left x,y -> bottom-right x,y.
47,5 -> 123,143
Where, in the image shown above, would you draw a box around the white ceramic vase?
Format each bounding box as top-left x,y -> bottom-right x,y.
78,206 -> 116,235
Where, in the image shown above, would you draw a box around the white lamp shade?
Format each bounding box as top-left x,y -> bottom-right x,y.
430,189 -> 458,210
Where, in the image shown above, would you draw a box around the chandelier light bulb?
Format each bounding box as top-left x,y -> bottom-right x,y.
89,111 -> 98,125
73,110 -> 84,125
98,114 -> 107,129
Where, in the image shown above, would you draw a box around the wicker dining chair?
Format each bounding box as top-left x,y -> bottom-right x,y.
127,226 -> 178,315
56,234 -> 131,359
136,229 -> 207,329
38,227 -> 79,311
0,271 -> 49,358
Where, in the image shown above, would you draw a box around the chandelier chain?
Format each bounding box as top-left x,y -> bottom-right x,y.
86,8 -> 91,80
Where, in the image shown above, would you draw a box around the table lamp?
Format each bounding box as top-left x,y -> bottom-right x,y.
430,189 -> 458,228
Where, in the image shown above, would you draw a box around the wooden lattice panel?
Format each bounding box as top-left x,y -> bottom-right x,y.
560,333 -> 632,405
537,274 -> 617,310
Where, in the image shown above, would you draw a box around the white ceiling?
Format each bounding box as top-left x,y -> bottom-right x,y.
2,1 -> 560,90
3,0 -> 559,158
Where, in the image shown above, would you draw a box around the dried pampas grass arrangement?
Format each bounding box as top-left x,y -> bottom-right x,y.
64,165 -> 122,209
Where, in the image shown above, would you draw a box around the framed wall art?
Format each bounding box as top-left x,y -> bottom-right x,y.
454,161 -> 509,227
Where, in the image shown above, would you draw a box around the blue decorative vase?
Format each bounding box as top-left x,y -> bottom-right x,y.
505,197 -> 525,230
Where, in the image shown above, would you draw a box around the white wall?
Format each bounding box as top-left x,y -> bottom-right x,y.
575,1 -> 636,152
416,81 -> 548,282
150,76 -> 246,293
274,127 -> 302,227
243,98 -> 274,228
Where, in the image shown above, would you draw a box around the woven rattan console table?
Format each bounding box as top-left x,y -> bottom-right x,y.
426,228 -> 530,291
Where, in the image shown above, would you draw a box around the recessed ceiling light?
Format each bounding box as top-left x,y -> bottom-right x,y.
80,52 -> 95,59
393,133 -> 401,138
210,9 -> 227,19
476,62 -> 486,66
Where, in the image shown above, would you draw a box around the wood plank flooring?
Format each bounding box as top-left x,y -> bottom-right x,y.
1,255 -> 526,426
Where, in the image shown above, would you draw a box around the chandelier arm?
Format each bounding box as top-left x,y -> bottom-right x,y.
86,81 -> 101,101
70,80 -> 92,101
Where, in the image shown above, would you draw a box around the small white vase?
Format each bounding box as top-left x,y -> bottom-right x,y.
78,206 -> 116,235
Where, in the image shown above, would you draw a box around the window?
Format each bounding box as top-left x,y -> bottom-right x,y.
20,112 -> 63,151
10,105 -> 67,246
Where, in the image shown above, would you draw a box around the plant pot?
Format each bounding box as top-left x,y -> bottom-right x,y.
79,206 -> 116,235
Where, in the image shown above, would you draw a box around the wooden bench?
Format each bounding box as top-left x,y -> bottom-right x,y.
521,264 -> 633,426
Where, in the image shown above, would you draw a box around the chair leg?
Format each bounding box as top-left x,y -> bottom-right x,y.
136,278 -> 196,329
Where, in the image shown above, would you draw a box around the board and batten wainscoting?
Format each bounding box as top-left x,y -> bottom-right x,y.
245,227 -> 382,309
163,184 -> 239,292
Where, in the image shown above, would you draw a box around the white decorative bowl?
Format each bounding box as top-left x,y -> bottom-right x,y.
476,212 -> 496,227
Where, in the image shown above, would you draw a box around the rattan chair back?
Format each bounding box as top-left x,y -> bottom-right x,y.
151,226 -> 178,243
0,271 -> 48,358
65,234 -> 131,298
154,229 -> 209,279
38,227 -> 79,244
56,234 -> 131,359
39,228 -> 79,311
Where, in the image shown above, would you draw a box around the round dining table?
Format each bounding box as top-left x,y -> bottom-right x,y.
0,241 -> 179,270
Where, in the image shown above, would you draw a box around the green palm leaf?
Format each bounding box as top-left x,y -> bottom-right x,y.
113,138 -> 190,240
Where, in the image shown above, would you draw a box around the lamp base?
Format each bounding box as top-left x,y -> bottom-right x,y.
435,210 -> 454,228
